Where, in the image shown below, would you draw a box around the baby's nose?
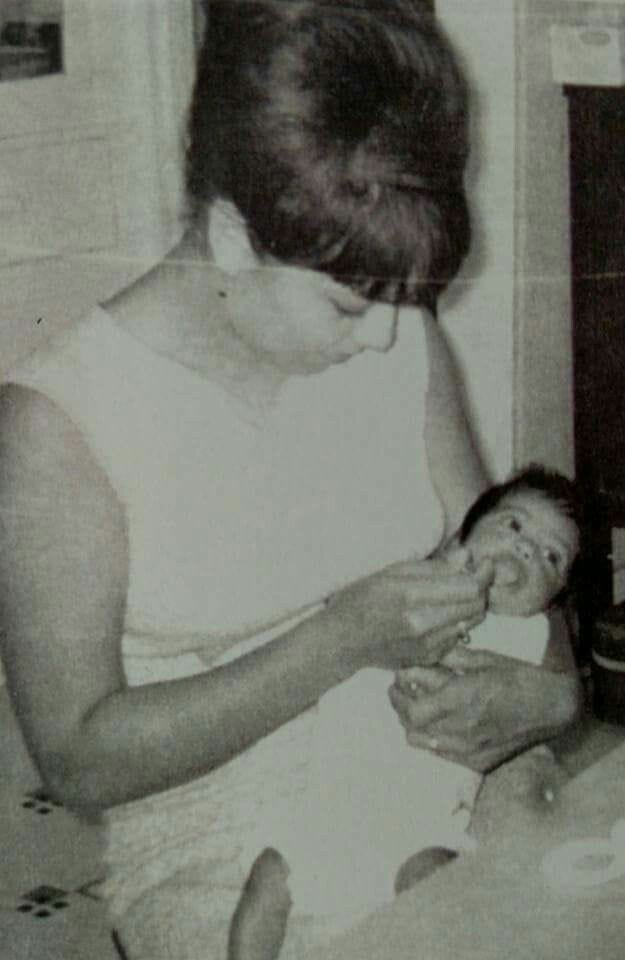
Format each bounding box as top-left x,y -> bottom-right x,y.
513,537 -> 535,562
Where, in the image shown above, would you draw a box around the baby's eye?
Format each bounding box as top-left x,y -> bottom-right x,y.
544,548 -> 562,568
508,518 -> 522,533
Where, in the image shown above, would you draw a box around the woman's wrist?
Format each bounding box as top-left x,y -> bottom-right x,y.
518,664 -> 582,744
316,594 -> 372,677
548,667 -> 584,731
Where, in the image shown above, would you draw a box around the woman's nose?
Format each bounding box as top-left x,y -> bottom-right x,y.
353,305 -> 398,352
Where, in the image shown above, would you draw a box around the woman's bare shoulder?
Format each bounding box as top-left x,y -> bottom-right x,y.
0,383 -> 129,798
1,379 -> 83,437
0,381 -> 125,534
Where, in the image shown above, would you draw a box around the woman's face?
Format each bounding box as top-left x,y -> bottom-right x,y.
227,264 -> 399,375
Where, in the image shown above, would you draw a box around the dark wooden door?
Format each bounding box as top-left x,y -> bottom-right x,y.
567,87 -> 625,649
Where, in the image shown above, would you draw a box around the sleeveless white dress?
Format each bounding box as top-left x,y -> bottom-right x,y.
7,304 -> 448,957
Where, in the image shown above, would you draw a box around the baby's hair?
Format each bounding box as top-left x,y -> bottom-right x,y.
187,0 -> 471,310
459,465 -> 582,544
459,464 -> 583,607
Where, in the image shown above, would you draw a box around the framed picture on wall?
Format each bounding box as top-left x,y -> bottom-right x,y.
0,1 -> 63,83
0,0 -> 195,270
0,0 -> 102,140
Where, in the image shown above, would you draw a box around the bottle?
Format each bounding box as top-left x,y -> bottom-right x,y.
592,603 -> 625,725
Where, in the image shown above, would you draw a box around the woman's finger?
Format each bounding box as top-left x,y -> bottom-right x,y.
404,599 -> 485,637
474,557 -> 495,585
394,665 -> 451,692
407,615 -> 487,665
405,729 -> 472,757
443,544 -> 472,572
441,646 -> 508,672
387,683 -> 450,729
386,632 -> 458,670
382,577 -> 485,610
389,554 -> 494,588
384,561 -> 490,598
384,556 -> 463,578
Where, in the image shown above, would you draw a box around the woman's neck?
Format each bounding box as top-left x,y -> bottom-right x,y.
103,230 -> 289,414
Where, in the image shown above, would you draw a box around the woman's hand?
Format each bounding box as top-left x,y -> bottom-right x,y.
324,553 -> 494,673
389,646 -> 581,773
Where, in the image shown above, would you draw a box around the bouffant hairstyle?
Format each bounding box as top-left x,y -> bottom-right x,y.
187,0 -> 471,309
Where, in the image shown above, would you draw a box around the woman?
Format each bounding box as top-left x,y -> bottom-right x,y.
0,2 -> 580,958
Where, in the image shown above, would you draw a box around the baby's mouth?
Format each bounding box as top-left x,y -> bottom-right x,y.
489,553 -> 526,590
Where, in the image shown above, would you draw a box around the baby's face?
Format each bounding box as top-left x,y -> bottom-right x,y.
464,489 -> 579,617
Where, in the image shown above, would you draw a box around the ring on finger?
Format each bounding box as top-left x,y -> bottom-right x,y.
426,737 -> 439,751
456,620 -> 471,644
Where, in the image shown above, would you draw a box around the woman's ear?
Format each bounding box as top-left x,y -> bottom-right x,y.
208,199 -> 261,273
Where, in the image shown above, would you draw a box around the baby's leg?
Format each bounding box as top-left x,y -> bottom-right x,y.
228,848 -> 292,960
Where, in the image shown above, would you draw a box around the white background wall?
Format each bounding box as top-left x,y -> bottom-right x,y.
514,0 -> 575,479
0,0 -> 194,376
437,0 -> 519,480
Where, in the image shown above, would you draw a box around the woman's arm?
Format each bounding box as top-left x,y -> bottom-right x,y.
423,313 -> 490,541
389,317 -> 582,770
0,385 -> 489,814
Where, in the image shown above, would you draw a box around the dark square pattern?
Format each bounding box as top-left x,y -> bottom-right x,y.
21,788 -> 63,815
17,885 -> 70,918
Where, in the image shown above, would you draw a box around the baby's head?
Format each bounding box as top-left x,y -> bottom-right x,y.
458,466 -> 581,617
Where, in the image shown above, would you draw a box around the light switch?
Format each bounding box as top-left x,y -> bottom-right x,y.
550,23 -> 625,87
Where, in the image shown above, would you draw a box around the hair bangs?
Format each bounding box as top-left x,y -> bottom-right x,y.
328,185 -> 471,307
249,172 -> 470,308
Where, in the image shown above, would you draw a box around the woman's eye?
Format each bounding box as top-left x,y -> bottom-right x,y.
328,286 -> 370,317
545,549 -> 561,568
334,301 -> 368,318
508,518 -> 521,533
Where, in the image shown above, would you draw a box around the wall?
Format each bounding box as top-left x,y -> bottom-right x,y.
436,0 -> 518,480
0,0 -> 195,376
514,0 -> 575,478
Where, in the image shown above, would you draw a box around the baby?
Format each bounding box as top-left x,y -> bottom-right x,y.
228,465 -> 581,959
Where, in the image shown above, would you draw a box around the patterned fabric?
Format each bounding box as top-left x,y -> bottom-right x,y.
270,613 -> 550,929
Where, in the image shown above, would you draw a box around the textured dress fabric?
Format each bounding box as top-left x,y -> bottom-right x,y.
7,305 -> 446,958
288,611 -> 550,931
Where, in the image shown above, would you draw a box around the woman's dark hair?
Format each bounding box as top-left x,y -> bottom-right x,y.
459,464 -> 583,606
187,0 -> 471,309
